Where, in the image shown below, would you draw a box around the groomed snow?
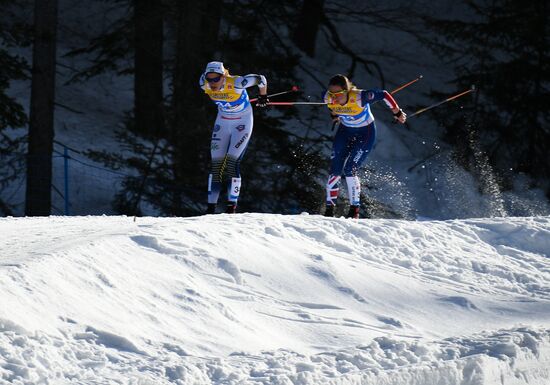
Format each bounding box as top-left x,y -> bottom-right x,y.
1,214 -> 549,384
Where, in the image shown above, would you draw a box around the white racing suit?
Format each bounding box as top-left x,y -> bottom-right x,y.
200,73 -> 267,205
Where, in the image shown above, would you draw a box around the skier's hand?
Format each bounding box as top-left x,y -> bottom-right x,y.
329,113 -> 340,131
256,94 -> 270,108
393,108 -> 407,124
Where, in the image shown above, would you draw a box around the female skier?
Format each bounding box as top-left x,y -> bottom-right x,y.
200,61 -> 268,214
323,74 -> 406,218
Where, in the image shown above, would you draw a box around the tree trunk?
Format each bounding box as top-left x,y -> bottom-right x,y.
134,0 -> 164,136
170,0 -> 221,214
25,0 -> 58,216
293,0 -> 325,57
173,0 -> 221,129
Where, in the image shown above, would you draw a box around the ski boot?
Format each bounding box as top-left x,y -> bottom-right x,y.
226,203 -> 237,214
347,205 -> 360,219
206,203 -> 216,214
324,205 -> 335,217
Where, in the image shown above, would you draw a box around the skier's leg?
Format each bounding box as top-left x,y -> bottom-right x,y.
225,113 -> 253,209
208,117 -> 232,207
326,175 -> 341,209
343,122 -> 376,217
326,128 -> 350,209
343,122 -> 376,177
345,175 -> 361,206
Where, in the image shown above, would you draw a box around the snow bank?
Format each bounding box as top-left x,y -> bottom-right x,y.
1,214 -> 549,384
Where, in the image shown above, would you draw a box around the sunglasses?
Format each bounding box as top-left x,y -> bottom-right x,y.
327,89 -> 347,97
205,75 -> 222,83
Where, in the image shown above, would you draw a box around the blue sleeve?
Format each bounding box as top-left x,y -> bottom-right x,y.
361,89 -> 386,105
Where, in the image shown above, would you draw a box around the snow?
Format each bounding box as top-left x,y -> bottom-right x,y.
1,214 -> 549,384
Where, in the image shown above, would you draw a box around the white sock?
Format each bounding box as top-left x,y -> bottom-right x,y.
228,177 -> 242,203
345,176 -> 361,205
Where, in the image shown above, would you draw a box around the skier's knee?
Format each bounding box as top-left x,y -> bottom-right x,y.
225,156 -> 240,179
211,158 -> 225,182
343,170 -> 357,177
343,164 -> 359,177
326,175 -> 341,189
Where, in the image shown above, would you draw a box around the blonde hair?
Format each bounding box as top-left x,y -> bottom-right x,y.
328,74 -> 357,91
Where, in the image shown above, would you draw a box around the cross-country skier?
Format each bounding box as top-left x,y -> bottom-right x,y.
323,74 -> 406,219
200,61 -> 269,214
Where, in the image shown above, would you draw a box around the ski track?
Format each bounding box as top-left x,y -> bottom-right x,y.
1,214 -> 549,384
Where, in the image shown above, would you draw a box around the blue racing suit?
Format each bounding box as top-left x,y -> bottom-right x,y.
324,88 -> 398,206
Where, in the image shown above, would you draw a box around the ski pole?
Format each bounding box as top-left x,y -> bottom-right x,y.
269,76 -> 423,107
331,75 -> 424,129
250,86 -> 300,103
378,75 -> 424,117
390,75 -> 423,95
408,86 -> 476,118
266,101 -> 328,106
267,75 -> 424,111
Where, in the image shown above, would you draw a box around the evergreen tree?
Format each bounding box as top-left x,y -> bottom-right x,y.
65,0 -> 133,81
0,1 -> 30,215
293,0 -> 325,57
424,0 -> 550,197
79,0 -> 328,216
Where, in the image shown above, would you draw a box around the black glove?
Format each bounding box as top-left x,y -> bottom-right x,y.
256,94 -> 270,108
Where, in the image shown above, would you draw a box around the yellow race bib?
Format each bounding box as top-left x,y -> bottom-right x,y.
326,89 -> 364,116
204,76 -> 242,102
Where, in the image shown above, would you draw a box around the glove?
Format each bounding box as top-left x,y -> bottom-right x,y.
256,94 -> 270,108
393,108 -> 407,123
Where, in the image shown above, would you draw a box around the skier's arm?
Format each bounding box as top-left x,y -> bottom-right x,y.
235,75 -> 267,95
362,89 -> 406,123
323,91 -> 339,122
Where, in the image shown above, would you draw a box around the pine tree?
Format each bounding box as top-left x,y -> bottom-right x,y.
424,0 -> 550,197
80,0 -> 328,216
0,1 -> 30,215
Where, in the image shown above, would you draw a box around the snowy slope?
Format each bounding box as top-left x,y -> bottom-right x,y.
1,214 -> 549,384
